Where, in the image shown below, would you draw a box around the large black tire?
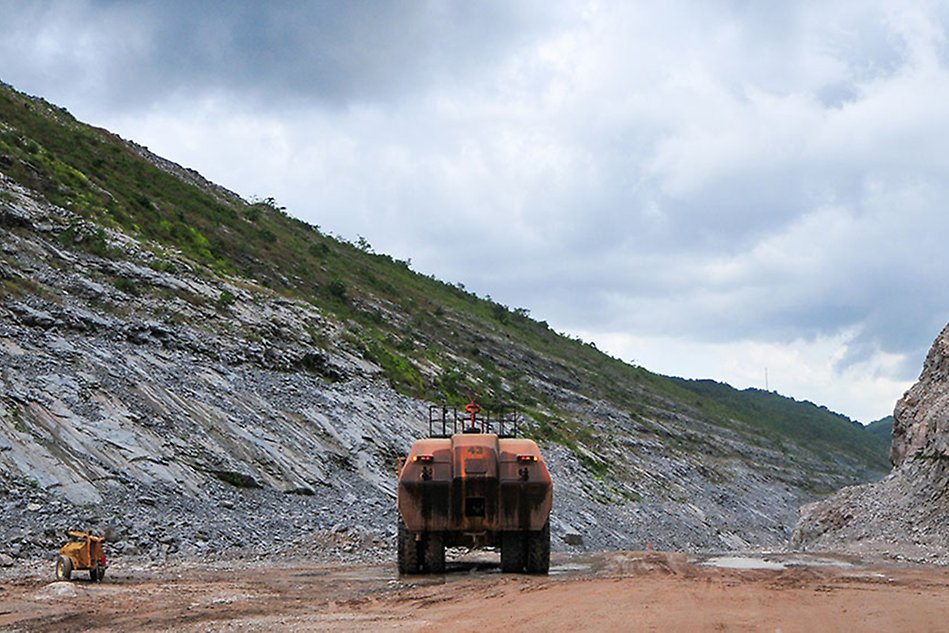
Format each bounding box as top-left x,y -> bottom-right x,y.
424,532 -> 445,574
55,555 -> 72,581
397,517 -> 420,575
500,531 -> 526,573
526,521 -> 551,574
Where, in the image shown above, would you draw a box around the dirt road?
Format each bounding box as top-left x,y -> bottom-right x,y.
3,551 -> 948,632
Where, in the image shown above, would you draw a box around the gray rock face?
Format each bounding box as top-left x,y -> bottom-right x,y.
0,171 -> 883,564
892,323 -> 949,466
792,325 -> 949,563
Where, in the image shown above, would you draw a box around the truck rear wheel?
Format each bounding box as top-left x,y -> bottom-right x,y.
526,521 -> 550,574
424,532 -> 445,573
397,517 -> 420,575
500,531 -> 526,572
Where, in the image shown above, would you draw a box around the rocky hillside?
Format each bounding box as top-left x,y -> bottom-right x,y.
0,81 -> 889,567
793,325 -> 949,564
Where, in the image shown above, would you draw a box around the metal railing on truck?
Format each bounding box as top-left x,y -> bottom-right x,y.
428,403 -> 519,438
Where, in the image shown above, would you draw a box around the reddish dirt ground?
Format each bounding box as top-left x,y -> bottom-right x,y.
3,551 -> 948,632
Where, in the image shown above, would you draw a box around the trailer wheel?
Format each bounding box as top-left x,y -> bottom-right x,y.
397,517 -> 420,575
526,521 -> 550,574
424,532 -> 445,573
55,555 -> 72,581
500,531 -> 526,573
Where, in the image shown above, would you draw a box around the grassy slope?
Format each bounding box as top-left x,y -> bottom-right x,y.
0,81 -> 890,473
672,379 -> 891,471
865,416 -> 893,445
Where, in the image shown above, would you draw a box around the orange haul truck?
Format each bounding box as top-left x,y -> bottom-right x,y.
397,403 -> 553,574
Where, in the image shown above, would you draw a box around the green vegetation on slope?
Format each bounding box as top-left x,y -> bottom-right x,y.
865,416 -> 893,445
0,83 -> 591,404
0,80 -> 890,477
671,379 -> 891,470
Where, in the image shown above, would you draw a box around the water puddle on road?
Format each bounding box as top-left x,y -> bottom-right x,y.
701,556 -> 787,570
700,554 -> 860,571
549,562 -> 594,576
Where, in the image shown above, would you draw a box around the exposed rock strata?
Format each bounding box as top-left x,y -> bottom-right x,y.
0,171 -> 883,565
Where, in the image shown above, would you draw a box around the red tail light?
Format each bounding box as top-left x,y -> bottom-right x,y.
517,455 -> 538,462
413,454 -> 434,463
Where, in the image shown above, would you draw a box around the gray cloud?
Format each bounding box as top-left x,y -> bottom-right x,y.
1,0 -> 565,110
1,0 -> 947,418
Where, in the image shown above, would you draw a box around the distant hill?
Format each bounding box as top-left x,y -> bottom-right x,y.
865,416 -> 893,446
671,380 -> 891,470
0,80 -> 892,559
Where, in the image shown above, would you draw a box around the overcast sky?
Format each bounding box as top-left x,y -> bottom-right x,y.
2,0 -> 947,422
